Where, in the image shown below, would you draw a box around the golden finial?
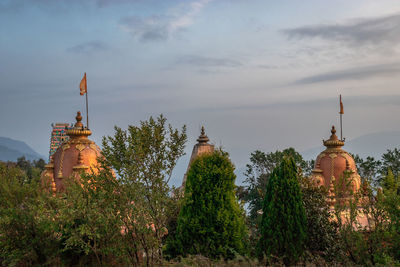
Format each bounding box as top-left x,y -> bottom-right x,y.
331,125 -> 336,136
75,111 -> 83,128
323,125 -> 344,148
66,111 -> 92,138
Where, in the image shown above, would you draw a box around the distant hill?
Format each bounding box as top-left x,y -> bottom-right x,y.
301,131 -> 400,161
0,137 -> 45,162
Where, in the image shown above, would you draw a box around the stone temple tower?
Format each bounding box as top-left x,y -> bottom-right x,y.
181,126 -> 215,188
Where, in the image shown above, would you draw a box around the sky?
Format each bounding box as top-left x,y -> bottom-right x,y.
1,0 -> 400,186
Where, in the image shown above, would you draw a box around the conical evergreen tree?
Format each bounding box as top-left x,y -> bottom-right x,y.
257,157 -> 307,265
382,168 -> 397,192
166,150 -> 247,259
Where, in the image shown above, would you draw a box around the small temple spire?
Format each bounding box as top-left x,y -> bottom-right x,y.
75,111 -> 84,128
180,125 -> 214,189
197,126 -> 210,144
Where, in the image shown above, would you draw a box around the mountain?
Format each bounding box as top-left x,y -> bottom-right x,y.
301,131 -> 400,161
0,137 -> 45,162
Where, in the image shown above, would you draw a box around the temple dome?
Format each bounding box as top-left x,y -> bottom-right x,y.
41,111 -> 101,193
311,126 -> 361,196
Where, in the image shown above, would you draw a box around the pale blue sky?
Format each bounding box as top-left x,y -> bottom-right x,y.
1,0 -> 400,185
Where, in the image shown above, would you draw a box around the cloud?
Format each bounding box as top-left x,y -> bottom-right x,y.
0,0 -> 146,14
119,0 -> 211,42
66,41 -> 109,54
294,63 -> 400,84
176,55 -> 242,68
283,13 -> 400,47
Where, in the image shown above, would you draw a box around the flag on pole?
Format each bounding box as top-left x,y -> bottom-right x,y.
339,95 -> 344,114
80,73 -> 87,95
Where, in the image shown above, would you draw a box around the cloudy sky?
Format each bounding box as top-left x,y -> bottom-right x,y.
1,0 -> 400,185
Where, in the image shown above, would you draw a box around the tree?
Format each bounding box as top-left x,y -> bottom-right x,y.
100,114 -> 187,266
0,162 -> 60,266
380,148 -> 400,182
299,176 -> 341,262
353,154 -> 381,184
257,157 -> 307,266
56,171 -> 128,266
15,156 -> 46,184
166,150 -> 247,260
381,169 -> 400,261
239,148 -> 309,244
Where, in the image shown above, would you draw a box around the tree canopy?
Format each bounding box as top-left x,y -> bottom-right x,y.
257,157 -> 307,265
166,150 -> 247,259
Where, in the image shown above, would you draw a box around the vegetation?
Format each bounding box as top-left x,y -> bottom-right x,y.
166,150 -> 247,260
238,149 -> 310,242
1,118 -> 400,266
257,158 -> 307,266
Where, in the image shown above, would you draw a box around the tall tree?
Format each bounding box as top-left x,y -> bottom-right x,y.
166,150 -> 247,260
299,176 -> 341,262
257,157 -> 307,265
353,154 -> 381,183
380,148 -> 400,182
240,148 -> 308,235
100,114 -> 187,266
381,169 -> 400,261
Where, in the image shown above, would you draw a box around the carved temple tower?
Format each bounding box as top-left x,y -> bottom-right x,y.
181,126 -> 215,188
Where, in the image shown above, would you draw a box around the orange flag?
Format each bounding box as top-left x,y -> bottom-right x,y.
80,73 -> 87,95
339,95 -> 344,114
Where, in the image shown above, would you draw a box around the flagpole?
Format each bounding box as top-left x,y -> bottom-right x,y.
85,75 -> 89,129
339,94 -> 343,141
340,112 -> 342,141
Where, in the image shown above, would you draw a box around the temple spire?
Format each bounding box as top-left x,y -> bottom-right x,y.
323,125 -> 344,148
197,126 -> 210,144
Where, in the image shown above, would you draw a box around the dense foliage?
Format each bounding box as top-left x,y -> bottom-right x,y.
257,157 -> 307,265
238,148 -> 311,235
166,150 -> 248,260
1,122 -> 400,265
299,176 -> 341,262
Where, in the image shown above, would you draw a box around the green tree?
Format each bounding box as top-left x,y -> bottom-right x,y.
166,150 -> 247,260
381,169 -> 400,261
353,154 -> 381,183
0,162 -> 60,266
299,176 -> 341,262
380,148 -> 400,182
56,171 -> 129,266
257,157 -> 307,266
239,148 -> 309,249
100,114 -> 187,266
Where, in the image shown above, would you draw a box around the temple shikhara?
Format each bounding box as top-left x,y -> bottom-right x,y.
181,126 -> 214,188
41,111 -> 101,193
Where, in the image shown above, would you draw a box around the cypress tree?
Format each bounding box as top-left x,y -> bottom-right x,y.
257,157 -> 307,265
166,150 -> 247,259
